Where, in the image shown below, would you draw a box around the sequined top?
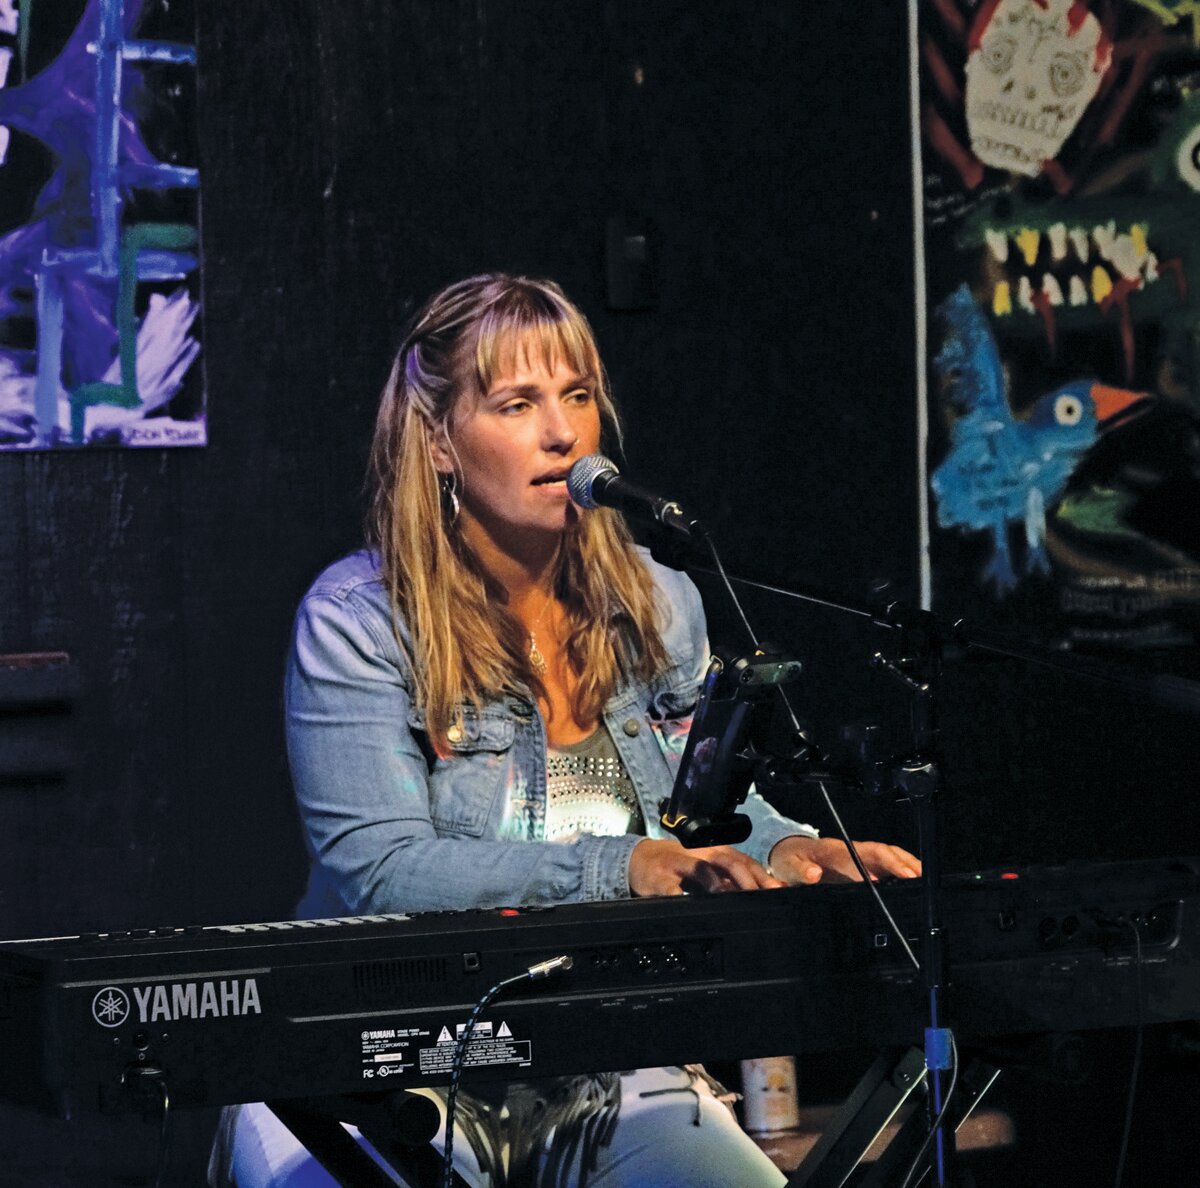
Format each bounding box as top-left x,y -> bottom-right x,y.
545,725 -> 644,841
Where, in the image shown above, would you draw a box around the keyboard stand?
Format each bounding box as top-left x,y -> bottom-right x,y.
786,1048 -> 1001,1187
269,1092 -> 471,1188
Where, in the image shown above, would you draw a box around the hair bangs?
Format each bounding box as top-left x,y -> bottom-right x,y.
469,289 -> 600,399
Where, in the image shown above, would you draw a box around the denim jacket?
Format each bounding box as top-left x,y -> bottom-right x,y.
289,549 -> 816,917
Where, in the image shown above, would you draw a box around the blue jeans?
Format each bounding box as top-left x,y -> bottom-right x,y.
211,1066 -> 786,1187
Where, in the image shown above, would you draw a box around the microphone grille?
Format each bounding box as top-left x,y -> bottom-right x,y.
566,454 -> 618,510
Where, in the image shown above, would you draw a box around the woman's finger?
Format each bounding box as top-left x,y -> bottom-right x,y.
704,847 -> 784,891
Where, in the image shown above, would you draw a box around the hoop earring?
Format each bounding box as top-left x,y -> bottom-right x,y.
441,474 -> 461,523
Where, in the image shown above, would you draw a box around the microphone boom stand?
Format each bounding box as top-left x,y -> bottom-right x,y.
868,604 -> 955,1187
671,532 -> 961,1186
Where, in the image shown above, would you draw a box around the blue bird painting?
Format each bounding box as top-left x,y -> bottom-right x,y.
932,284 -> 1149,595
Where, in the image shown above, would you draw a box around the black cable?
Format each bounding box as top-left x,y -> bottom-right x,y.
818,778 -> 921,972
698,527 -> 761,653
442,956 -> 573,1188
897,1031 -> 959,1188
122,1065 -> 171,1188
701,528 -> 920,971
1114,918 -> 1145,1188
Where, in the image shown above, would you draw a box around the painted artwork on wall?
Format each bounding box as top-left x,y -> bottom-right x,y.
920,0 -> 1200,661
0,0 -> 202,450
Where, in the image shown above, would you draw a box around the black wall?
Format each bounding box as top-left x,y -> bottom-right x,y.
0,0 -> 919,940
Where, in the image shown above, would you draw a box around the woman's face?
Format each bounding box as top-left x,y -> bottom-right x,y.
437,338 -> 602,559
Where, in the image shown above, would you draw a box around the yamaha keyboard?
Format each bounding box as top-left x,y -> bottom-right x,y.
1,857 -> 1197,1117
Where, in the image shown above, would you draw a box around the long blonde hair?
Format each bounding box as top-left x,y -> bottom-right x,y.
367,274 -> 669,751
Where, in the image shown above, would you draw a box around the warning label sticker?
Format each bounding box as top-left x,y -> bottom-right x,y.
417,1021 -> 532,1075
420,1037 -> 532,1075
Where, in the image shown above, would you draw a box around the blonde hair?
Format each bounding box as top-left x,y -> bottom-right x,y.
367,274 -> 669,751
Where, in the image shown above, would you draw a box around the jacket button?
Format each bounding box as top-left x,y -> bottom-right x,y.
447,724 -> 463,744
622,718 -> 640,737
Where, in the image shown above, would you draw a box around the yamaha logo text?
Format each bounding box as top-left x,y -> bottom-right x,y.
91,979 -> 262,1027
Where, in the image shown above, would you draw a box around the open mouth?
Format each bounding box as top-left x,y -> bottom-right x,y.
980,221 -> 1178,311
972,219 -> 1186,379
531,472 -> 569,487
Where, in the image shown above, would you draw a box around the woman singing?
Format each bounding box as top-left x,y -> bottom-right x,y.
215,274 -> 921,1187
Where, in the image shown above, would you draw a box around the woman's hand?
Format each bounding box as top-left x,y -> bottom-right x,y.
767,835 -> 922,885
629,838 -> 785,897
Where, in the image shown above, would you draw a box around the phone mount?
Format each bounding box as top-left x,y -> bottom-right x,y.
658,650 -> 803,848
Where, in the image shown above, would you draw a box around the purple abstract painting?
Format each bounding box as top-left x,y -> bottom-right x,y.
0,0 -> 202,449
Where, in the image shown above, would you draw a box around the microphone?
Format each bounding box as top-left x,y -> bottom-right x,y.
566,454 -> 697,537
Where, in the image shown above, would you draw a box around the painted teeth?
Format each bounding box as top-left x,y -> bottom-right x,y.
1017,276 -> 1035,313
980,221 -> 1161,317
1092,222 -> 1116,258
1109,234 -> 1142,281
1048,224 -> 1068,261
990,268 -> 1130,315
993,281 -> 1012,316
983,221 -> 1151,267
1016,228 -> 1040,267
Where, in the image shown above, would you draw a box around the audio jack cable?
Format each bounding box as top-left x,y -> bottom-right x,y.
442,955 -> 573,1188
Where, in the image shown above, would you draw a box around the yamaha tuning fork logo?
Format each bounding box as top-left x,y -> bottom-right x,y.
92,986 -> 132,1028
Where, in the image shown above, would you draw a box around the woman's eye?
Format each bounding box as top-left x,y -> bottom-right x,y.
499,400 -> 530,415
566,388 -> 592,404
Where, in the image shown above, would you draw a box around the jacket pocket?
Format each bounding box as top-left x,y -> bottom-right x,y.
648,667 -> 700,720
422,707 -> 515,836
444,713 -> 515,753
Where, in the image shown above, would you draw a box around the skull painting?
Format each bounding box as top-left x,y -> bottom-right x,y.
965,0 -> 1111,177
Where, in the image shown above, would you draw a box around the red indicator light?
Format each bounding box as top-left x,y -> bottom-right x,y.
1000,872 -> 1019,880
499,908 -> 520,916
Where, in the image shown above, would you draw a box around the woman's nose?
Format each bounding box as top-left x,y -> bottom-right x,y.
542,404 -> 577,451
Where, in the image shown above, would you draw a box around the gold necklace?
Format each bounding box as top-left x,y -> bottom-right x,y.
528,588 -> 556,677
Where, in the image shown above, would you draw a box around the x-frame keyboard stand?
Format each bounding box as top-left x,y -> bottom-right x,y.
786,1047 -> 1001,1187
